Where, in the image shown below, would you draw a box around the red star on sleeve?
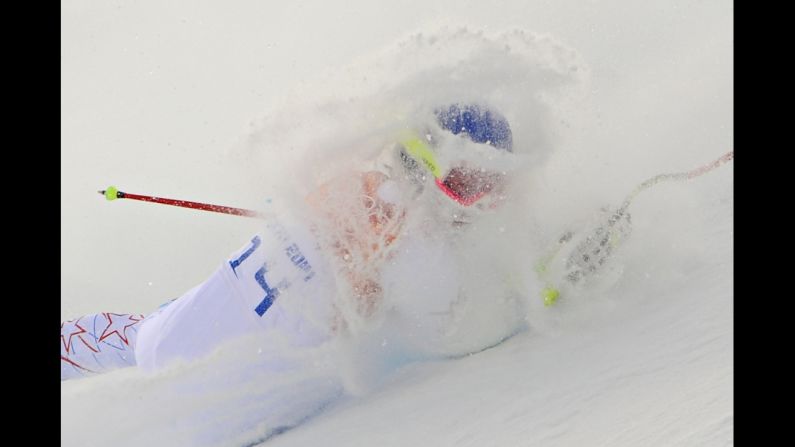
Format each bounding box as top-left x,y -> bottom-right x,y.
61,318 -> 87,354
98,313 -> 143,345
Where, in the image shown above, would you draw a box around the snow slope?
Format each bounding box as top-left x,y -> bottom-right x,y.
62,0 -> 732,445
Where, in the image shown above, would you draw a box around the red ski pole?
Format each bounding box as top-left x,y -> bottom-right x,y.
98,186 -> 262,218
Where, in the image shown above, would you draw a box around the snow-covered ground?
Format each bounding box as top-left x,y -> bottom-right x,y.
62,1 -> 732,446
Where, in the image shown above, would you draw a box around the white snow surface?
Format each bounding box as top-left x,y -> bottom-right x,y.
62,1 -> 732,446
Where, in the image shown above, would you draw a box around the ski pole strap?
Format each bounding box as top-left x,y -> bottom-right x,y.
99,186 -> 262,218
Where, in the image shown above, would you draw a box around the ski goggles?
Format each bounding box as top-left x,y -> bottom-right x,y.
399,133 -> 504,207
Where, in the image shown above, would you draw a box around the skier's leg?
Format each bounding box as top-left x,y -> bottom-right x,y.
61,312 -> 146,380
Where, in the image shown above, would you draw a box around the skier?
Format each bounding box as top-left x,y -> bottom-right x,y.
61,103 -> 523,380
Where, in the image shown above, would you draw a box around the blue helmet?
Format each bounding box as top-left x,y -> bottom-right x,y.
434,103 -> 513,152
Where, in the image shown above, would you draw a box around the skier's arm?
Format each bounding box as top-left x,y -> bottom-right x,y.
306,170 -> 405,319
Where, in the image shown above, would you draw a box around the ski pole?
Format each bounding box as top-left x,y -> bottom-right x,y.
537,150 -> 734,306
609,150 -> 734,226
98,186 -> 263,218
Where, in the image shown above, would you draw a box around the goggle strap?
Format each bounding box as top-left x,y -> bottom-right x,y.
400,135 -> 443,179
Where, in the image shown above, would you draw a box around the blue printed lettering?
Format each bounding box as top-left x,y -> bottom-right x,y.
254,265 -> 280,316
229,236 -> 261,277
